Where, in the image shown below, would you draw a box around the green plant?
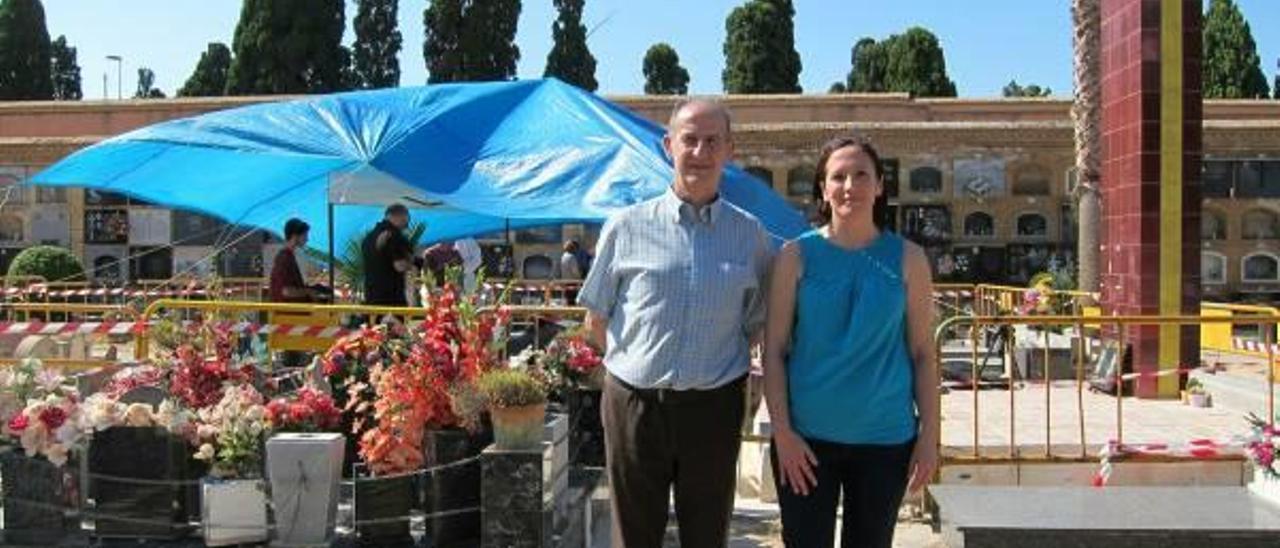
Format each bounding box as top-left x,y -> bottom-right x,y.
1186,377 -> 1206,395
6,245 -> 84,282
478,369 -> 547,408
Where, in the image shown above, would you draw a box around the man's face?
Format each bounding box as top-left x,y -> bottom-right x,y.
389,213 -> 409,230
663,106 -> 733,198
292,231 -> 309,248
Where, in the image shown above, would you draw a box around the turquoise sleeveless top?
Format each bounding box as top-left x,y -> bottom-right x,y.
787,229 -> 917,445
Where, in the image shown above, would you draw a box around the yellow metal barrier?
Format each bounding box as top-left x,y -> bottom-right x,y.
1200,302 -> 1280,360
934,313 -> 1277,464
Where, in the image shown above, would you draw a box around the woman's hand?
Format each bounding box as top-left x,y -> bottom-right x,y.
906,437 -> 938,493
774,429 -> 819,496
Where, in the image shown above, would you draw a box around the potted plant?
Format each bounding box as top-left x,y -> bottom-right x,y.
478,369 -> 548,451
1186,379 -> 1211,408
264,387 -> 345,547
193,384 -> 270,546
535,330 -> 605,465
2,362 -> 81,546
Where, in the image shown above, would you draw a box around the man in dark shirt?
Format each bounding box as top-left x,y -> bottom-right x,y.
270,218 -> 325,369
361,203 -> 417,306
422,241 -> 463,288
270,218 -> 318,303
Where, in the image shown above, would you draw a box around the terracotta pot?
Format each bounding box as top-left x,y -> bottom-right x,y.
490,403 -> 547,451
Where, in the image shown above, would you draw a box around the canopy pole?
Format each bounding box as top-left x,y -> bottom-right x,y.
328,202 -> 336,293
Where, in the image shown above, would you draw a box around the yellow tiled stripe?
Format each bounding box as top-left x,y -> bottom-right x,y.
1158,0 -> 1184,397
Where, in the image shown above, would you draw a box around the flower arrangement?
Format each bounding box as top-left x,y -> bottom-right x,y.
7,391 -> 82,467
0,358 -> 67,438
264,387 -> 341,433
193,384 -> 269,478
477,369 -> 548,409
101,365 -> 166,399
337,281 -> 509,475
77,393 -> 196,441
169,339 -> 254,410
1246,413 -> 1280,480
533,330 -> 603,398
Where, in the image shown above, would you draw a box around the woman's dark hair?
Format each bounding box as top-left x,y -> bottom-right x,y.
811,134 -> 885,227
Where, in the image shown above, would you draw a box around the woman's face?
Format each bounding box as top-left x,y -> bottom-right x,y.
821,145 -> 882,222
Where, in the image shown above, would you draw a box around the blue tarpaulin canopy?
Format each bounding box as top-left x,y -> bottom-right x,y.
33,79 -> 807,256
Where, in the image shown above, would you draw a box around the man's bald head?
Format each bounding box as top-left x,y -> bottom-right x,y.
668,99 -> 732,138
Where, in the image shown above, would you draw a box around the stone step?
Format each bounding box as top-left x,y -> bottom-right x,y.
930,485 -> 1280,548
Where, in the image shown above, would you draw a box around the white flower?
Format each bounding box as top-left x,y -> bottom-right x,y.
197,424 -> 219,441
123,403 -> 155,427
43,444 -> 69,467
244,405 -> 265,422
195,443 -> 216,461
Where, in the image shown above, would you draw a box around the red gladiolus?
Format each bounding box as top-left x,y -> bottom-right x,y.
37,407 -> 67,430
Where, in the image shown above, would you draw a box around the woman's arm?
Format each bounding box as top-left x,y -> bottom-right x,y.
903,242 -> 940,493
763,241 -> 817,495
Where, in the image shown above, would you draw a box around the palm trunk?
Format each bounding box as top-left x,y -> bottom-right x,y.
1072,0 -> 1102,302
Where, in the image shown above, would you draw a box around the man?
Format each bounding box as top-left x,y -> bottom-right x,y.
361,204 -> 418,307
269,218 -> 326,368
270,218 -> 320,303
577,100 -> 772,547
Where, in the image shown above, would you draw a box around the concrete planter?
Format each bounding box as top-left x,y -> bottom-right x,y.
202,477 -> 268,546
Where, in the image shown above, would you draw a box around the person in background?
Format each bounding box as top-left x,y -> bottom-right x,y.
456,237 -> 484,293
270,218 -> 326,368
361,204 -> 419,308
559,240 -> 583,280
422,241 -> 463,288
763,135 -> 939,547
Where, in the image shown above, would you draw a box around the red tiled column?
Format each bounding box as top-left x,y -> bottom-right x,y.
1099,0 -> 1201,398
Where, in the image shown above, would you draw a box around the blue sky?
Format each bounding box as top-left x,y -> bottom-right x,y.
42,0 -> 1280,99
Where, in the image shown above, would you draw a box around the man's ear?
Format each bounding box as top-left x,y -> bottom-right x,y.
662,134 -> 673,160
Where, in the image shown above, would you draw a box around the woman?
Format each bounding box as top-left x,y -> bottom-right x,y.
763,135 -> 939,547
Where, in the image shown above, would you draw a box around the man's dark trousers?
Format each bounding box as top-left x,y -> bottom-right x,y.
602,372 -> 746,547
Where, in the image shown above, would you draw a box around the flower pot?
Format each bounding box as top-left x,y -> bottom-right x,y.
423,426 -> 491,547
202,477 -> 268,546
566,388 -> 605,466
266,432 -> 344,547
0,448 -> 72,546
492,403 -> 548,451
87,426 -> 190,539
1188,393 -> 1210,408
353,467 -> 415,547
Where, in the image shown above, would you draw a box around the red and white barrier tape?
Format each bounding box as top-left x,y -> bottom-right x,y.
0,320 -> 358,339
1233,337 -> 1280,355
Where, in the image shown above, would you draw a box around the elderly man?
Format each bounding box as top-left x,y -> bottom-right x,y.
578,99 -> 772,547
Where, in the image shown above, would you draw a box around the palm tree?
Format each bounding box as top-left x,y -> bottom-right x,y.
305,221 -> 427,290
1072,0 -> 1102,302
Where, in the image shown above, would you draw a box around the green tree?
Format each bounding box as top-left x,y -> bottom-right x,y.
883,27 -> 956,97
642,43 -> 689,95
353,0 -> 401,89
135,67 -> 164,98
0,0 -> 52,100
843,28 -> 955,97
828,81 -> 846,94
1003,80 -> 1051,97
423,0 -> 521,82
49,34 -> 81,100
227,0 -> 349,94
7,245 -> 84,282
543,0 -> 597,91
846,37 -> 886,92
1203,0 -> 1268,98
178,42 -> 231,97
722,0 -> 801,93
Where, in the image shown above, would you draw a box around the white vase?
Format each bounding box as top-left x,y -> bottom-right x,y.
202,477 -> 269,546
266,432 -> 344,547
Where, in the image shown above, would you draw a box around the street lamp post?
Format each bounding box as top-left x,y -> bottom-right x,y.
106,55 -> 122,99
